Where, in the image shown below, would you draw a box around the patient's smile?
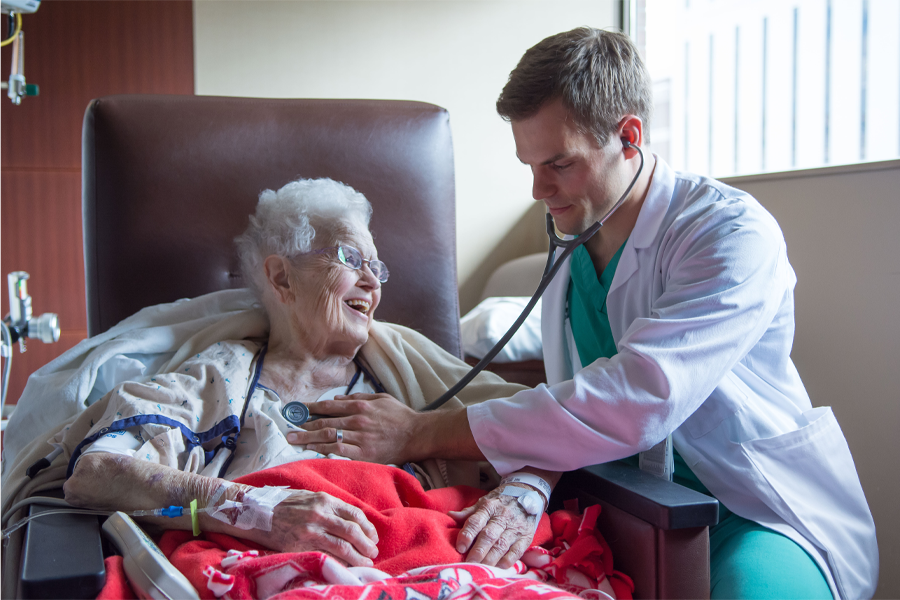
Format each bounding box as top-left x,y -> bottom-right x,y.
345,299 -> 371,314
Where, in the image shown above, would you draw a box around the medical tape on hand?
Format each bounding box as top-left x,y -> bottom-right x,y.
500,472 -> 551,505
208,485 -> 292,532
500,486 -> 544,517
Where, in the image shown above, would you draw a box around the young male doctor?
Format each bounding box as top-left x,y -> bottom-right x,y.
290,27 -> 878,599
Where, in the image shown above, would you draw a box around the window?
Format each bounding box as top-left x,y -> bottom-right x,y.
643,0 -> 900,177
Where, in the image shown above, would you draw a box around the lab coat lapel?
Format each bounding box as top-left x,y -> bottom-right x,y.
541,247 -> 573,386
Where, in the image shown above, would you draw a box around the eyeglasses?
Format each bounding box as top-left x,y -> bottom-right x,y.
310,245 -> 390,283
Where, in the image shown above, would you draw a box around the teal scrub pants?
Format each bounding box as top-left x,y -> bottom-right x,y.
709,513 -> 833,600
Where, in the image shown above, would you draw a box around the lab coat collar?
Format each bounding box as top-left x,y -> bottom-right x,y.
607,156 -> 674,296
631,154 -> 675,249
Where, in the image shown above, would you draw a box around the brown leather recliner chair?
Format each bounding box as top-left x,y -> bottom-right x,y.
15,95 -> 716,599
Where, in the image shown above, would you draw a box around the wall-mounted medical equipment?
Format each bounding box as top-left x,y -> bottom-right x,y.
1,0 -> 41,105
2,271 -> 60,424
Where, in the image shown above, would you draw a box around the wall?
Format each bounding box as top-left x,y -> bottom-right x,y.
192,0 -> 617,313
0,1 -> 195,407
723,160 -> 899,599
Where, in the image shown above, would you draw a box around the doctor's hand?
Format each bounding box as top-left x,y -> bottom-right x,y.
285,393 -> 423,465
242,489 -> 380,567
449,484 -> 543,569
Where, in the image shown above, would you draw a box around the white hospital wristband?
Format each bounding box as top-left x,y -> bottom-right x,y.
500,486 -> 544,516
500,472 -> 551,505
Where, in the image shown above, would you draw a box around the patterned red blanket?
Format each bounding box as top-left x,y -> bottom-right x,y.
97,460 -> 633,600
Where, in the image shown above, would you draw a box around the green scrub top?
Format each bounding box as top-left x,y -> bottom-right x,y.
567,243 -> 625,365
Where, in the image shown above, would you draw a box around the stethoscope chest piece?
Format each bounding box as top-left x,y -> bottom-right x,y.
282,402 -> 310,426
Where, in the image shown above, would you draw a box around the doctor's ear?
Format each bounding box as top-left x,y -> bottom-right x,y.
616,115 -> 643,159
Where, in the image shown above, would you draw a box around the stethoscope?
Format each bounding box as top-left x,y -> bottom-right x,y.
421,141 -> 645,412
281,358 -> 387,426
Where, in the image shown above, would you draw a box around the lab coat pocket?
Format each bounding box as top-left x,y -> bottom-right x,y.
740,407 -> 877,600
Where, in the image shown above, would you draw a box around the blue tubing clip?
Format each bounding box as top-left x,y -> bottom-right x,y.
161,506 -> 184,518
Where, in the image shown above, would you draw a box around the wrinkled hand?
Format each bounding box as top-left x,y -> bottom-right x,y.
449,484 -> 542,569
285,393 -> 421,465
245,489 -> 380,567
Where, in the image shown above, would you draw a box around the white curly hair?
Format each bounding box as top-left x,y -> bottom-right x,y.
235,177 -> 373,299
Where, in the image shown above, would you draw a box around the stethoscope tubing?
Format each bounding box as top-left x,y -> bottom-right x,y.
421,143 -> 644,412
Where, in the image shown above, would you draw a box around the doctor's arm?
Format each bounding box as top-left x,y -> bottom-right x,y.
466,205 -> 792,473
290,393 -> 480,464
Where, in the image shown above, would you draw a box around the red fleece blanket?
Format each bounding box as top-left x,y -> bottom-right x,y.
98,460 -> 633,600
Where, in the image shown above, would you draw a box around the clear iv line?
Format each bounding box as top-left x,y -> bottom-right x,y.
1,504 -> 214,540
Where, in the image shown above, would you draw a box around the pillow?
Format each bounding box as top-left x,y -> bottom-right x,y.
460,297 -> 542,363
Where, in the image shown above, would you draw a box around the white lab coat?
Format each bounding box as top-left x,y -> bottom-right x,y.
468,158 -> 878,599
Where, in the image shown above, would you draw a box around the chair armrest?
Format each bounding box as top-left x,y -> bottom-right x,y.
552,462 -> 719,530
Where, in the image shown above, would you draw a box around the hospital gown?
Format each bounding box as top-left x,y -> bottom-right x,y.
58,339 -> 424,484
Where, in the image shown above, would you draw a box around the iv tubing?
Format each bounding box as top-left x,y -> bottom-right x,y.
1,496 -> 209,539
2,508 -> 112,539
1,12 -> 22,48
1,496 -> 73,528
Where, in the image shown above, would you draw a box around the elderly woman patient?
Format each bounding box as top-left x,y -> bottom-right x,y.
59,178 -> 549,570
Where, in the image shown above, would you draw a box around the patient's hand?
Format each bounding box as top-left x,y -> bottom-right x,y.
449,484 -> 541,569
242,489 -> 380,567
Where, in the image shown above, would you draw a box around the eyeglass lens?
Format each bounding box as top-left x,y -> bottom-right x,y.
337,246 -> 389,283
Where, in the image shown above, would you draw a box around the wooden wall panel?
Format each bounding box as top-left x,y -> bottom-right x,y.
1,1 -> 194,409
1,171 -> 86,329
1,1 -> 195,169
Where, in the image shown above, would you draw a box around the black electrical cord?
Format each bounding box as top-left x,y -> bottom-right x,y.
7,12 -> 15,39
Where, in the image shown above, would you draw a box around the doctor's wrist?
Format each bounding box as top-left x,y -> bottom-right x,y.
405,409 -> 444,461
409,406 -> 480,462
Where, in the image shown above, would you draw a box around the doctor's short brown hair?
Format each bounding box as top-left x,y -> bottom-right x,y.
496,27 -> 652,146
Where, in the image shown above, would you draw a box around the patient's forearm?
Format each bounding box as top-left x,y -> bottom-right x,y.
64,453 -> 232,511
63,453 -> 256,539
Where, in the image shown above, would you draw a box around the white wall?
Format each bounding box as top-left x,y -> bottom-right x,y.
192,0 -> 617,312
723,160 -> 900,600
